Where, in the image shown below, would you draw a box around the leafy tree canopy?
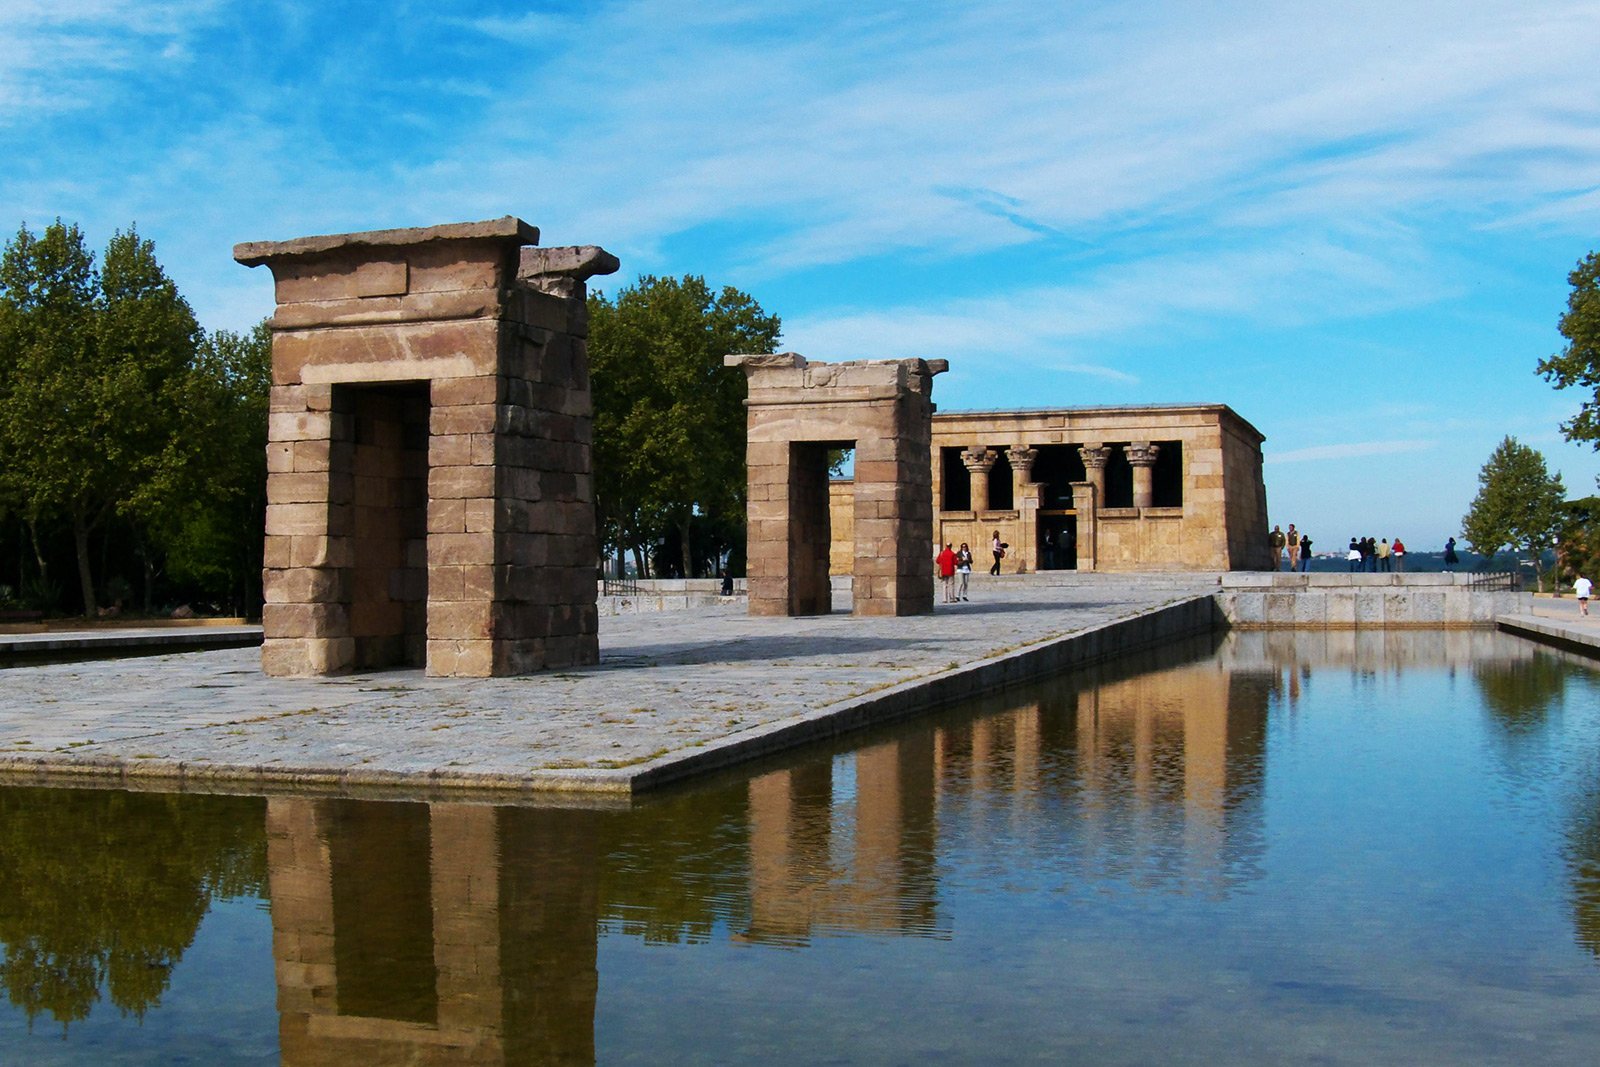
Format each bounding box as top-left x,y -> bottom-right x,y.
0,222 -> 266,616
1461,436 -> 1566,566
588,276 -> 780,577
1537,251 -> 1600,445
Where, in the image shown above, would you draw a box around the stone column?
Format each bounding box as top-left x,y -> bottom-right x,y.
961,448 -> 998,513
1071,481 -> 1097,571
1126,441 -> 1160,509
1079,444 -> 1111,506
1007,446 -> 1040,573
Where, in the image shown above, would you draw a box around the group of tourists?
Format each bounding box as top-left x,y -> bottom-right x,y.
1344,536 -> 1407,571
935,529 -> 1010,603
1267,524 -> 1315,571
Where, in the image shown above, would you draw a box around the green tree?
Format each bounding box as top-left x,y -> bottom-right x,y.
1462,436 -> 1566,586
0,220 -> 100,607
0,222 -> 210,616
588,276 -> 781,577
137,322 -> 271,616
1538,251 -> 1600,445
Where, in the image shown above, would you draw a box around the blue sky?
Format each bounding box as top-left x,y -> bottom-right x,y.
4,0 -> 1599,548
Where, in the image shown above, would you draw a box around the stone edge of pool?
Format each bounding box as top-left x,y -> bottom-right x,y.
0,595 -> 1218,801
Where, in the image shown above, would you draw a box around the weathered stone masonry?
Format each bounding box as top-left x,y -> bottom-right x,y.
728,354 -> 947,617
236,218 -> 615,677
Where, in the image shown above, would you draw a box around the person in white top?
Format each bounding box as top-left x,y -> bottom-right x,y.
1574,574 -> 1593,616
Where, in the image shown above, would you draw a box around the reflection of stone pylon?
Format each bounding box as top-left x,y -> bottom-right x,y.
742,732 -> 943,944
267,798 -> 601,1066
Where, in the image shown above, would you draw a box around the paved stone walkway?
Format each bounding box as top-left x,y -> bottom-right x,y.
0,575 -> 1216,796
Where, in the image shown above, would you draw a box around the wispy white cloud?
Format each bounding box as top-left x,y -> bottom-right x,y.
1268,440 -> 1437,464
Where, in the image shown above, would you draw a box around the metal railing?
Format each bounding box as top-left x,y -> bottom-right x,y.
601,578 -> 641,597
1468,571 -> 1521,591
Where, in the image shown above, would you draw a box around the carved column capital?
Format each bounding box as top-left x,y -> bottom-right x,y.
961,447 -> 999,473
1006,446 -> 1038,478
1078,444 -> 1111,471
1125,441 -> 1161,468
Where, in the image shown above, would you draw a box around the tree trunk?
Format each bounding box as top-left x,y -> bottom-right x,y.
632,543 -> 647,579
679,513 -> 694,579
25,520 -> 47,585
73,514 -> 95,618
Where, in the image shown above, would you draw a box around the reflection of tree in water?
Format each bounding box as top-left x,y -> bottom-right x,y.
1567,781 -> 1600,958
0,787 -> 266,1026
1474,652 -> 1574,733
598,783 -> 753,944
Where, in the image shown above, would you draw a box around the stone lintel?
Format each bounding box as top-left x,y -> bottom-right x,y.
234,216 -> 539,268
518,246 -> 621,281
730,353 -> 949,405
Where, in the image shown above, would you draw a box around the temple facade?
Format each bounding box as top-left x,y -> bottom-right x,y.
834,403 -> 1270,574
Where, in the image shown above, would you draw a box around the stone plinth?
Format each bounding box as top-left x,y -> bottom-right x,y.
727,353 -> 947,617
238,218 -> 616,677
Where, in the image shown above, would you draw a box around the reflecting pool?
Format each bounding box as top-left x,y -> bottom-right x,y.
6,629 -> 1600,1064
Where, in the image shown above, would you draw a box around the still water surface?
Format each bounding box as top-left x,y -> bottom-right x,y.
5,630 -> 1600,1064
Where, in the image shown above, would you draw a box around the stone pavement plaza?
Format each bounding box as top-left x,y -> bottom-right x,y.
0,577 -> 1216,799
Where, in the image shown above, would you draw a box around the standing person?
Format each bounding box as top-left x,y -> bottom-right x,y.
1269,525 -> 1286,570
1444,537 -> 1460,571
1376,538 -> 1392,572
1575,573 -> 1593,616
1299,533 -> 1314,572
1362,536 -> 1377,572
937,543 -> 958,603
955,542 -> 974,601
1348,538 -> 1362,571
990,530 -> 1004,576
1286,524 -> 1301,572
719,568 -> 733,596
1392,537 -> 1406,572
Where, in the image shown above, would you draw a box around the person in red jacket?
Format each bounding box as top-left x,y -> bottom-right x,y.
937,543 -> 958,603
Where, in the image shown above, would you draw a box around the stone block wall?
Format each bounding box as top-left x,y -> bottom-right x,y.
730,353 -> 946,617
240,219 -> 613,677
1214,573 -> 1530,628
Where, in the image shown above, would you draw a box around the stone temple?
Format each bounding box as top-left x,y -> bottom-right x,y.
832,403 -> 1270,575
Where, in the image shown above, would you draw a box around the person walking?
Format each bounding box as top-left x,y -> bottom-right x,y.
937,543 -> 958,603
1269,525 -> 1286,570
990,530 -> 1004,576
955,542 -> 974,601
1299,533 -> 1313,572
1576,573 -> 1593,616
1286,524 -> 1301,572
1392,537 -> 1406,572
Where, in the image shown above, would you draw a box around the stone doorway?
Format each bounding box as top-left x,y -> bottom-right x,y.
1039,513 -> 1078,571
786,441 -> 850,614
339,382 -> 430,670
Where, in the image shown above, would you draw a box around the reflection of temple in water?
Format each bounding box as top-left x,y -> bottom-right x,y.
268,799 -> 601,1067
744,644 -> 1273,929
265,646 -> 1282,1062
926,648 -> 1270,893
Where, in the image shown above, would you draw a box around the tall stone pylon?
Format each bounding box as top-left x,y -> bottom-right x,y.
726,353 -> 947,617
235,218 -> 616,677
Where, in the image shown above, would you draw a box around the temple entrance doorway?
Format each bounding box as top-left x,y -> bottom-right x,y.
338,381 -> 430,670
1039,512 -> 1078,570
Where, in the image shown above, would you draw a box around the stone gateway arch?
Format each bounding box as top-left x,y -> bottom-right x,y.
727,353 -> 947,617
236,218 -> 615,678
